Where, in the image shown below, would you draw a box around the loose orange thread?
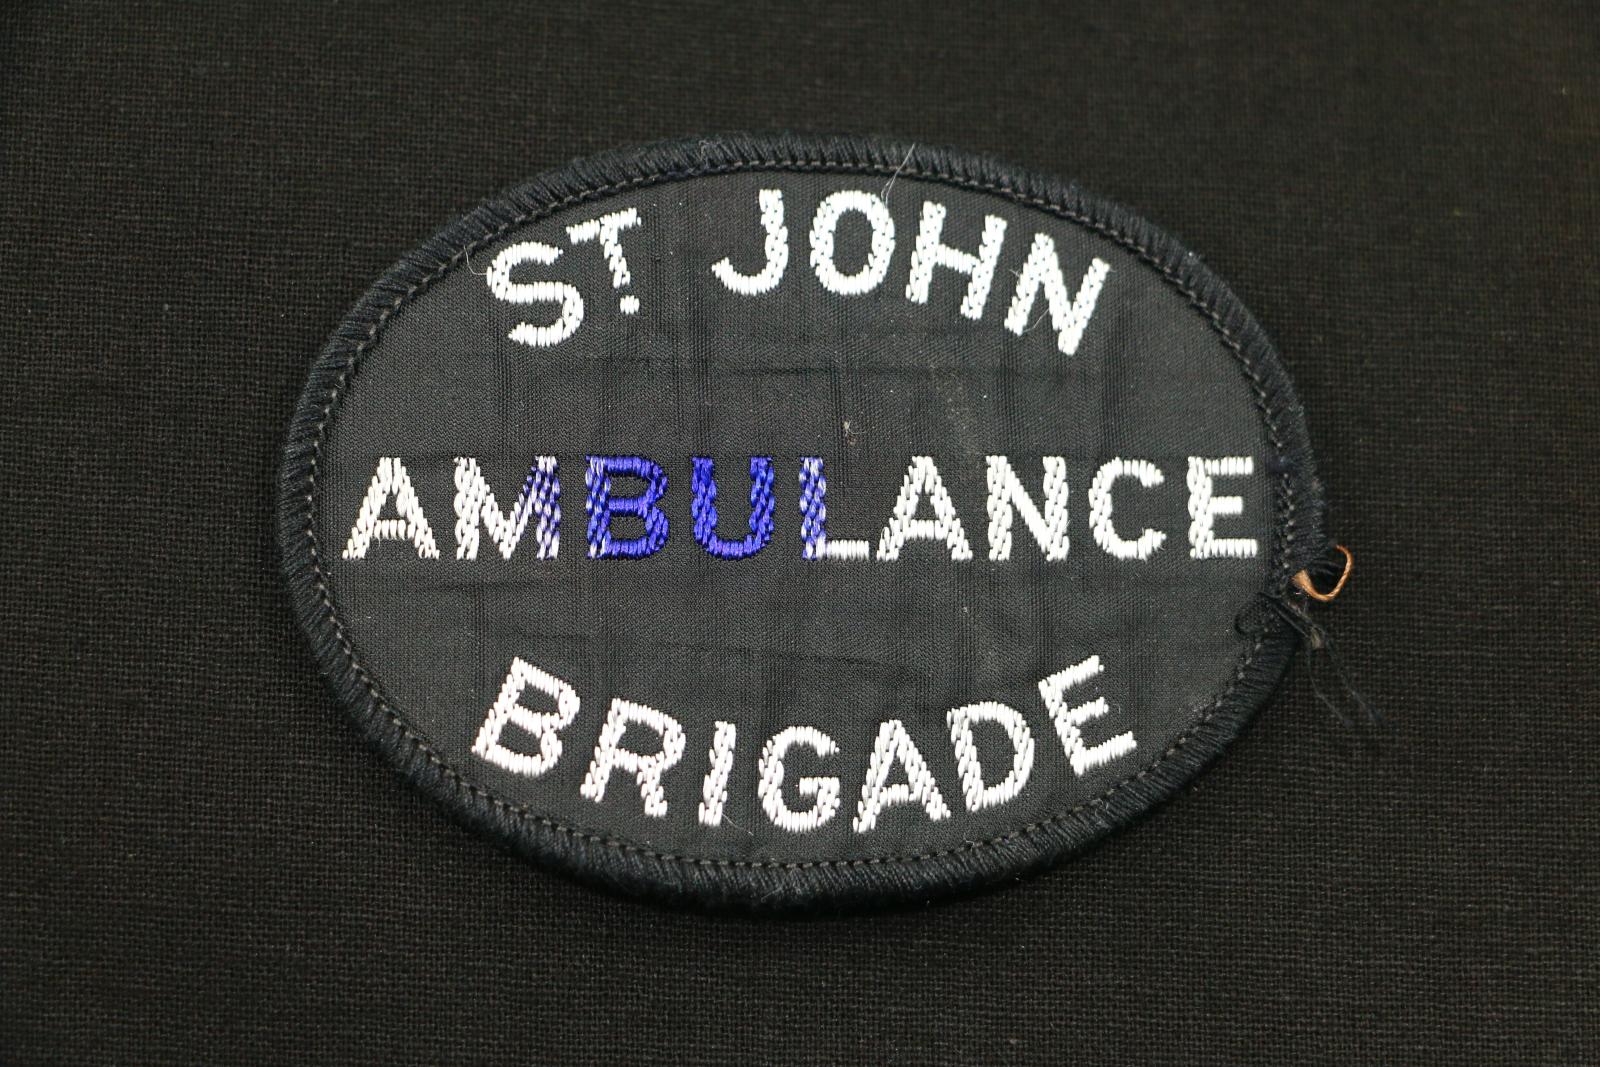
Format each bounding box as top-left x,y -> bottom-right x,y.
1293,544 -> 1352,602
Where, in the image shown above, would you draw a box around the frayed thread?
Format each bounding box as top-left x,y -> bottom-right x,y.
1260,594 -> 1380,731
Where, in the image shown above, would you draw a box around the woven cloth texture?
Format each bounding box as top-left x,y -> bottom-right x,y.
1,2 -> 1595,1063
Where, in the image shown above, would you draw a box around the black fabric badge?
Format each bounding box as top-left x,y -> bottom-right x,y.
279,134 -> 1327,908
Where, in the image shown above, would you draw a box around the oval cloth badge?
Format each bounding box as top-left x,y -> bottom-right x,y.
279,135 -> 1327,907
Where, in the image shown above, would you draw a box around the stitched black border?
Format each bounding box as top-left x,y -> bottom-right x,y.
277,133 -> 1326,910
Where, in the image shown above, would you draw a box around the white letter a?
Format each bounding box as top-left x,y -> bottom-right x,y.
342,457 -> 439,560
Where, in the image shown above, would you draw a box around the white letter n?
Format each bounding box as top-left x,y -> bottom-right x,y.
1003,235 -> 1109,355
985,456 -> 1068,561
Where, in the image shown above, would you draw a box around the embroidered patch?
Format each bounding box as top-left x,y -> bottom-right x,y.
279,135 -> 1327,907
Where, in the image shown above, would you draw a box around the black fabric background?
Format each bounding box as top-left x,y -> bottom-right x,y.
1,2 -> 1595,1063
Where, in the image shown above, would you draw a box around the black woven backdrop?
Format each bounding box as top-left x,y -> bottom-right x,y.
2,3 -> 1595,1063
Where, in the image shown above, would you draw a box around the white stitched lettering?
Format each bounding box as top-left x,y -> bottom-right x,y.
808,190 -> 895,296
1088,457 -> 1167,560
472,657 -> 580,776
452,656 -> 1150,834
1037,655 -> 1136,776
985,455 -> 1069,561
696,721 -> 738,827
818,539 -> 870,561
487,241 -> 585,347
579,698 -> 687,817
757,726 -> 842,832
947,701 -> 1035,812
876,456 -> 973,561
853,719 -> 951,832
713,189 -> 789,295
341,456 -> 1261,571
566,208 -> 642,289
341,456 -> 439,560
905,201 -> 1008,319
1003,237 -> 1109,355
1186,456 -> 1258,559
452,456 -> 559,560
